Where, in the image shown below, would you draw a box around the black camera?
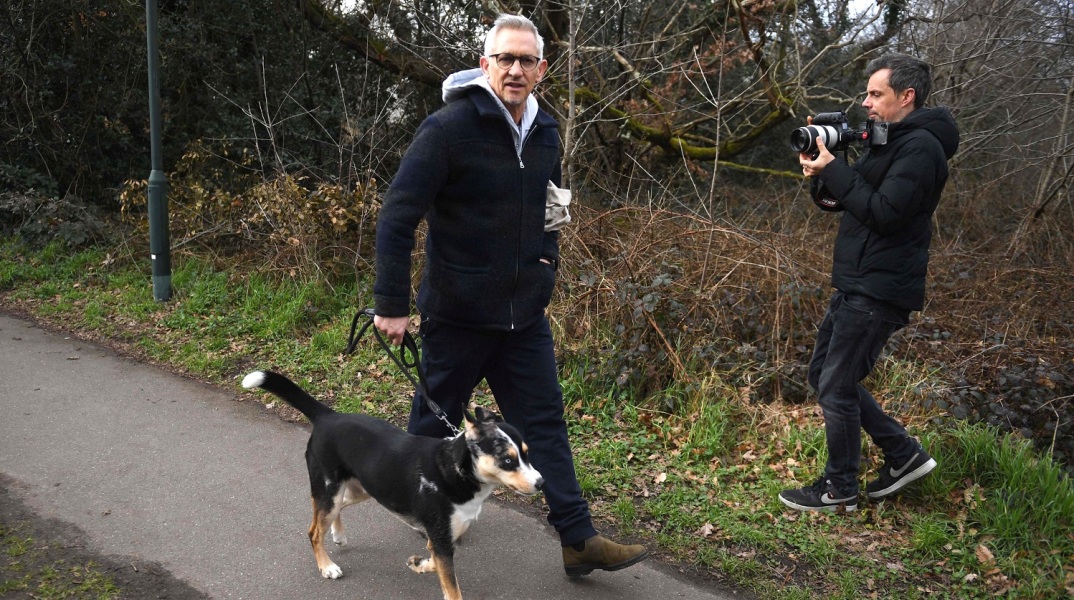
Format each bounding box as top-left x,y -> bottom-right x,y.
789,111 -> 889,158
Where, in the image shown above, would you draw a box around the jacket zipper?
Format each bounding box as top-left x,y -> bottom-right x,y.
509,124 -> 540,330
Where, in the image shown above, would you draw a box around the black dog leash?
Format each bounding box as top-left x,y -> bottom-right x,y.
344,308 -> 461,437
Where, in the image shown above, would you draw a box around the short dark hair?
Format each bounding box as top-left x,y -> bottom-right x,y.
866,54 -> 932,109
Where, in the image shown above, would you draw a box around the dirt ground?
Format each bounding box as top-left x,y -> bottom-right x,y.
0,475 -> 208,599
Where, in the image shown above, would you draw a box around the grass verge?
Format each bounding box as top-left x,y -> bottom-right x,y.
0,474 -> 209,600
0,521 -> 120,599
1,238 -> 1072,599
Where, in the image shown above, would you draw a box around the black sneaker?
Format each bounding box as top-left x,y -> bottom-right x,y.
779,477 -> 858,513
866,447 -> 937,499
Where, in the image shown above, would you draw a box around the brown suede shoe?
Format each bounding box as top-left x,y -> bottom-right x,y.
562,534 -> 649,576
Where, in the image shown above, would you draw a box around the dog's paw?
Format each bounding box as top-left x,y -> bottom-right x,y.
406,555 -> 435,574
330,524 -> 348,546
320,563 -> 343,579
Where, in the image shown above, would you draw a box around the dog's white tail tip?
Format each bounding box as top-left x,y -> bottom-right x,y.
242,371 -> 266,389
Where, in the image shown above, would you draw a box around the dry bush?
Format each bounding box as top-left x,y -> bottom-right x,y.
119,140 -> 379,273
552,199 -> 834,407
924,245 -> 1074,465
0,191 -> 111,249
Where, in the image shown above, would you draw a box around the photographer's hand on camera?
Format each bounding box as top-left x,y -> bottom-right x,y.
799,134 -> 834,178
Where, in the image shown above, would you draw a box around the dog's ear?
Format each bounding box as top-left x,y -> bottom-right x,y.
473,406 -> 503,423
463,409 -> 480,437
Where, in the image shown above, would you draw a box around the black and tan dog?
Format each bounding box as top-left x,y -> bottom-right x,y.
242,370 -> 543,600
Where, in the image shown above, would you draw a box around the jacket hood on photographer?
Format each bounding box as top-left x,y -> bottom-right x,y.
812,103 -> 961,312
892,106 -> 960,160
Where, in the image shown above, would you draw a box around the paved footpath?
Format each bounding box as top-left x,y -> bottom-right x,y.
0,313 -> 743,600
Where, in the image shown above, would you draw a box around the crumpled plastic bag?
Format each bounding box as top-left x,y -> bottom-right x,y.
545,181 -> 572,232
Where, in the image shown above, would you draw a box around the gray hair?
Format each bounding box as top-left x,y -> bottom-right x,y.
866,54 -> 933,109
483,14 -> 544,59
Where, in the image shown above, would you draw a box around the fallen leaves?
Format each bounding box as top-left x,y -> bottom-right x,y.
697,523 -> 715,538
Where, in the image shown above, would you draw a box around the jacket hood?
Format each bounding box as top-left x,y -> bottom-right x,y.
441,68 -> 540,148
442,68 -> 540,115
442,68 -> 486,104
893,106 -> 960,159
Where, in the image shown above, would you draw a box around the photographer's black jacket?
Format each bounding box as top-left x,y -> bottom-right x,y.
812,107 -> 959,311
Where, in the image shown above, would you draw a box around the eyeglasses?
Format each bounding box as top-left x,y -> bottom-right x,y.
488,53 -> 540,71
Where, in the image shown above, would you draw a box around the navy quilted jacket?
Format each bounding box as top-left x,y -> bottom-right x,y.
374,87 -> 562,330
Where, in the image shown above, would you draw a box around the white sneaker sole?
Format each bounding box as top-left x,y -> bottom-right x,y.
867,457 -> 937,499
778,494 -> 858,513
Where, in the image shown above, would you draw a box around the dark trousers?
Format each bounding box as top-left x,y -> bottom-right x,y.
808,291 -> 918,495
408,314 -> 596,547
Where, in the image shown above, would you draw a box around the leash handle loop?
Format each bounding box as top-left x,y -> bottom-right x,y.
344,309 -> 461,437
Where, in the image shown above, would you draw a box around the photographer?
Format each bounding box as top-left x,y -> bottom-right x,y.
780,54 -> 959,512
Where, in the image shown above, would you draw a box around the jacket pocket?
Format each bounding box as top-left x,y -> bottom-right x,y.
437,261 -> 490,302
534,260 -> 556,309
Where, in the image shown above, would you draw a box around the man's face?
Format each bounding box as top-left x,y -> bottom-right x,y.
479,27 -> 547,122
862,68 -> 915,123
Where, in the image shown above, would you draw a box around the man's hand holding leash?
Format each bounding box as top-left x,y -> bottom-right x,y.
374,314 -> 409,346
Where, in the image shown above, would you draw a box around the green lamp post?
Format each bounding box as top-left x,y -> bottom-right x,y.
145,0 -> 171,301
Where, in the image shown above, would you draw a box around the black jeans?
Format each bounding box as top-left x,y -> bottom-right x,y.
408,314 -> 597,547
808,291 -> 918,495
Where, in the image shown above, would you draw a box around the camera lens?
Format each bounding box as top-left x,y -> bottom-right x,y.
789,126 -> 818,153
790,125 -> 839,154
